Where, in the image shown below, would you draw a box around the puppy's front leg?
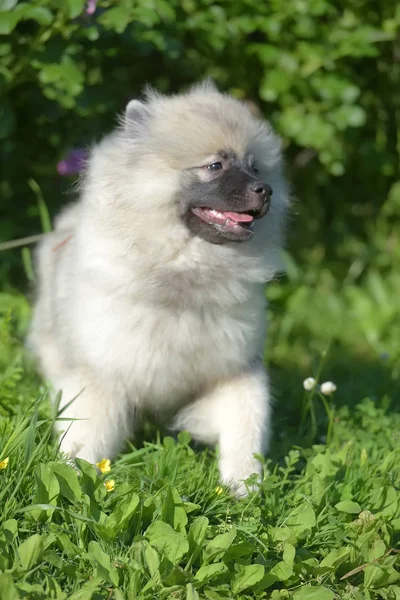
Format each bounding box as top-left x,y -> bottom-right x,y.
173,367 -> 271,497
52,370 -> 133,465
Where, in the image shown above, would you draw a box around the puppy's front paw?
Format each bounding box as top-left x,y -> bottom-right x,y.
58,434 -> 100,467
219,457 -> 262,499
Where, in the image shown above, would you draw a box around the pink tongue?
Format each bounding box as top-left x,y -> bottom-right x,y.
223,211 -> 254,222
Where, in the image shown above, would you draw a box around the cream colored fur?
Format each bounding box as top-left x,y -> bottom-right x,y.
29,82 -> 289,496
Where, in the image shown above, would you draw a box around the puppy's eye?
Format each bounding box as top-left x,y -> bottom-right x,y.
251,164 -> 260,175
207,162 -> 223,171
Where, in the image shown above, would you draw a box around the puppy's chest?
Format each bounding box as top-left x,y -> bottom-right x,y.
108,299 -> 265,405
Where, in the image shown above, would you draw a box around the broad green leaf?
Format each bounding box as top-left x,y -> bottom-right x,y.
0,574 -> 19,600
1,519 -> 18,543
65,0 -> 86,18
194,562 -> 228,584
269,559 -> 293,581
13,582 -> 44,595
267,542 -> 296,582
232,564 -> 265,594
203,591 -> 230,600
364,564 -> 383,588
42,550 -> 62,569
93,522 -> 119,543
162,486 -> 188,532
146,521 -> 189,564
0,553 -> 10,574
20,6 -> 52,25
154,0 -> 175,21
98,6 -> 133,33
320,546 -> 351,569
50,462 -> 82,503
292,586 -> 335,599
0,10 -> 20,34
145,544 -> 161,585
132,5 -> 160,27
367,538 -> 386,562
34,463 -> 60,509
391,518 -> 400,532
107,493 -> 140,532
205,525 -> 236,557
284,503 -> 316,538
283,542 -> 296,565
74,458 -> 99,499
177,430 -> 191,445
335,500 -> 361,514
37,56 -> 84,101
56,532 -> 80,557
68,579 -> 103,600
18,534 -> 44,570
225,541 -> 255,561
376,486 -> 398,517
364,561 -> 399,588
188,516 -> 209,561
0,0 -> 18,9
87,541 -> 119,586
183,501 -> 201,515
186,584 -> 200,600
0,4 -> 51,34
43,532 -> 57,550
268,525 -> 297,546
260,69 -> 292,102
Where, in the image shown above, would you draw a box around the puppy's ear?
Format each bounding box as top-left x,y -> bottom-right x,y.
125,99 -> 151,126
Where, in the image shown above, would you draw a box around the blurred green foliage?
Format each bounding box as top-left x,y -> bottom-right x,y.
1,0 -> 400,271
1,1 -> 400,369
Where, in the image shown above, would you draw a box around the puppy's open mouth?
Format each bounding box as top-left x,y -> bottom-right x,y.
191,207 -> 258,235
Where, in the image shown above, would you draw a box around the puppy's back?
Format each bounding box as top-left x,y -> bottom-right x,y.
28,203 -> 81,372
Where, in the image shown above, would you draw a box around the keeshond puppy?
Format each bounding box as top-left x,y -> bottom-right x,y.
29,81 -> 289,496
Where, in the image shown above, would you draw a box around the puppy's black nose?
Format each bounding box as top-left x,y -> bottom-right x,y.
247,181 -> 273,214
249,182 -> 273,198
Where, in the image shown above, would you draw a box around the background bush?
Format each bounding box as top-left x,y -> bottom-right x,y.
1,0 -> 400,370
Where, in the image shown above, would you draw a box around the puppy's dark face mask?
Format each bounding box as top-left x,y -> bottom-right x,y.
180,150 -> 272,244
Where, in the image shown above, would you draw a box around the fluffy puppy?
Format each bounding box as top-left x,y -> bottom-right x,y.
29,82 -> 289,496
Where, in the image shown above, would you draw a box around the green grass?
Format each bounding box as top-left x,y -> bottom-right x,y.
0,257 -> 399,600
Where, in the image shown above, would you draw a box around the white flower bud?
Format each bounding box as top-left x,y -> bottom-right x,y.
320,381 -> 337,395
303,377 -> 316,391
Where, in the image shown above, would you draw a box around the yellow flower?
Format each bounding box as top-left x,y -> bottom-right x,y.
104,479 -> 115,492
215,486 -> 223,495
96,458 -> 111,474
0,457 -> 9,470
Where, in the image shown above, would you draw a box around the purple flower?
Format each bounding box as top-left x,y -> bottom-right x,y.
57,148 -> 88,176
86,0 -> 97,15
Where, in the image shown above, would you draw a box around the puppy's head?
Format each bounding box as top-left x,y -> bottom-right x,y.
87,82 -> 287,252
179,151 -> 273,244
